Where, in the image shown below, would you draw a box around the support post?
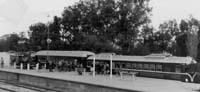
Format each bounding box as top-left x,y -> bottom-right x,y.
93,55 -> 95,77
20,63 -> 23,70
13,62 -> 16,69
36,63 -> 39,71
27,63 -> 30,70
44,63 -> 46,69
110,55 -> 113,79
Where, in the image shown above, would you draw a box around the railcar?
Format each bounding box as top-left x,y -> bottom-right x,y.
87,53 -> 197,82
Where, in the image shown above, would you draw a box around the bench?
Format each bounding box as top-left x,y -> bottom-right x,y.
119,69 -> 138,80
75,68 -> 86,75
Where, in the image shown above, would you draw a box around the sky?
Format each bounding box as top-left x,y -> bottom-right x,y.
0,0 -> 200,36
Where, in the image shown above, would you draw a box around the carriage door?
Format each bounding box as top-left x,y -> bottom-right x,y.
175,65 -> 181,73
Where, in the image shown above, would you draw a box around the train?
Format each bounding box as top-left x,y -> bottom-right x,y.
87,53 -> 197,82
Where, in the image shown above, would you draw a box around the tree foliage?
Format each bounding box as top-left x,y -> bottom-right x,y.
60,0 -> 152,54
0,33 -> 22,51
28,22 -> 47,51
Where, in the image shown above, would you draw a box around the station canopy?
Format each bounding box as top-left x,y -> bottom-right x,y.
35,50 -> 95,58
88,53 -> 197,65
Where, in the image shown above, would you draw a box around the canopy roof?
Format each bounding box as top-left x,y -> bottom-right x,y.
35,50 -> 95,58
88,54 -> 196,65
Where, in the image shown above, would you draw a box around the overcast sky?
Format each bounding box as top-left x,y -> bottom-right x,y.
0,0 -> 200,36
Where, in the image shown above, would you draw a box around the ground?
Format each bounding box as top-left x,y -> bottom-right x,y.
0,68 -> 199,92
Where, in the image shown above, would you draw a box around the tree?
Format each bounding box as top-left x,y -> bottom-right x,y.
48,16 -> 62,50
115,0 -> 152,54
17,32 -> 29,52
176,20 -> 188,56
178,17 -> 200,60
186,25 -> 199,60
0,33 -> 21,51
28,22 -> 47,51
152,20 -> 179,54
60,0 -> 152,54
186,17 -> 200,60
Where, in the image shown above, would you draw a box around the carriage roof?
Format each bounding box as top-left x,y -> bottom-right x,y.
87,54 -> 196,65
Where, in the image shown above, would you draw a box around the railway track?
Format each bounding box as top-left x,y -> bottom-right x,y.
0,80 -> 60,92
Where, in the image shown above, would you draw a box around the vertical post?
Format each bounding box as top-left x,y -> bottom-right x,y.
44,63 -> 46,69
27,63 -> 30,70
110,55 -> 113,79
46,15 -> 51,70
36,63 -> 39,71
93,55 -> 95,77
13,62 -> 16,69
20,63 -> 23,70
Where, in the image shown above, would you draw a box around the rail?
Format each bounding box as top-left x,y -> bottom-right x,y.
0,79 -> 60,92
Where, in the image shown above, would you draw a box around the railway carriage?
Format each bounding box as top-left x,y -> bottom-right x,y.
87,53 -> 197,82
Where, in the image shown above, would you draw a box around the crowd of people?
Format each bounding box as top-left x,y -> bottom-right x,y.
44,59 -> 83,72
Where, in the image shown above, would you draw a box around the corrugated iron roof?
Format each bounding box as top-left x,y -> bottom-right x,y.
35,50 -> 95,57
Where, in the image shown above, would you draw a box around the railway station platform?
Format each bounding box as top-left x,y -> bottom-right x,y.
0,68 -> 199,92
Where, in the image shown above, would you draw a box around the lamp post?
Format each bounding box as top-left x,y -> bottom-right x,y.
46,15 -> 52,61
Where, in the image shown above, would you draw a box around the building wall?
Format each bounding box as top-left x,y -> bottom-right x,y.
0,52 -> 11,67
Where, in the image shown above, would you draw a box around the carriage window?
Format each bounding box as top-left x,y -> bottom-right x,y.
150,64 -> 155,71
126,63 -> 131,69
112,62 -> 115,69
175,65 -> 181,73
122,63 -> 126,68
138,64 -> 143,69
143,64 -> 149,70
115,63 -> 120,68
132,63 -> 137,69
156,64 -> 162,71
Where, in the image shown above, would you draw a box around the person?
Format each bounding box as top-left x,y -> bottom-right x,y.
106,63 -> 109,74
103,63 -> 107,75
0,57 -> 4,68
96,63 -> 100,74
48,61 -> 53,72
58,59 -> 63,72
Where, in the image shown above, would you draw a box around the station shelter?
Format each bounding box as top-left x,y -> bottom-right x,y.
34,50 -> 95,71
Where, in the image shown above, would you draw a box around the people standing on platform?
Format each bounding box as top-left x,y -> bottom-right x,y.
106,63 -> 109,74
103,63 -> 107,75
63,60 -> 67,71
72,62 -> 76,71
96,63 -> 100,74
48,61 -> 53,72
100,63 -> 104,74
58,59 -> 63,72
66,61 -> 69,71
46,60 -> 49,70
1,57 -> 4,68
